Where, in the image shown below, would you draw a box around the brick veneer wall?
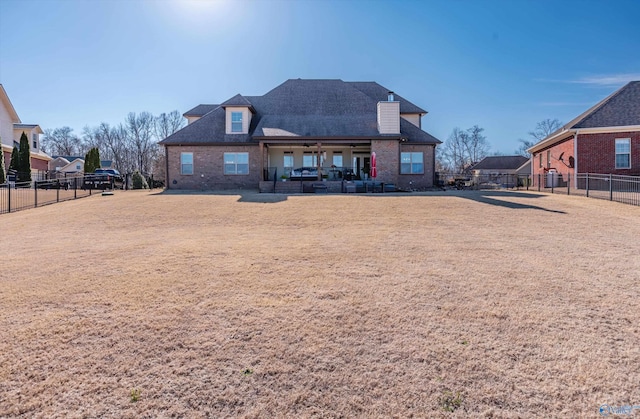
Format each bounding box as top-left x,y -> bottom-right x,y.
397,143 -> 436,189
370,139 -> 399,184
369,140 -> 435,189
165,144 -> 261,190
577,131 -> 640,176
531,136 -> 575,186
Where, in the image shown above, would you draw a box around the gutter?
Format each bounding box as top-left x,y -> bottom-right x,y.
573,130 -> 579,188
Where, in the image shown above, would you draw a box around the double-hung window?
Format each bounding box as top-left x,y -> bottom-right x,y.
615,138 -> 631,169
283,151 -> 294,175
400,152 -> 424,174
231,112 -> 243,133
224,152 -> 249,174
303,152 -> 317,167
332,152 -> 343,168
181,152 -> 193,175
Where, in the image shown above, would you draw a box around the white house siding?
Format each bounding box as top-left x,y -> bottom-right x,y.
0,99 -> 16,149
377,101 -> 400,134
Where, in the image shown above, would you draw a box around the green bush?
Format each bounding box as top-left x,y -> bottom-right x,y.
132,171 -> 149,189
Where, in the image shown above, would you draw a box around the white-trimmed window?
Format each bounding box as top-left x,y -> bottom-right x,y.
303,151 -> 317,167
231,112 -> 243,133
400,152 -> 424,174
181,152 -> 193,175
224,152 -> 249,174
615,138 -> 631,169
332,152 -> 343,167
284,151 -> 293,175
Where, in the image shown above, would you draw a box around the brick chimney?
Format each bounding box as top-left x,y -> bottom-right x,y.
377,91 -> 400,134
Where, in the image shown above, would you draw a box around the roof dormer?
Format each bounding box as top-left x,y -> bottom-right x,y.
222,94 -> 255,134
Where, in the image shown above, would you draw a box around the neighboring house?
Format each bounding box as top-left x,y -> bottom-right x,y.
49,156 -> 85,177
470,155 -> 530,175
0,84 -> 51,176
468,155 -> 529,186
100,160 -> 115,169
159,79 -> 442,191
528,81 -> 640,187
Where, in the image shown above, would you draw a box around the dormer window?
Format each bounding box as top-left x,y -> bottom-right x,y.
231,112 -> 243,133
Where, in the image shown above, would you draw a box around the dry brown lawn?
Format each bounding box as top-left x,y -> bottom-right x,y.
1,189 -> 639,417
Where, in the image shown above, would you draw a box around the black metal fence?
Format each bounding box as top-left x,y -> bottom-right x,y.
436,173 -> 532,190
438,172 -> 640,207
533,172 -> 640,206
0,176 -> 94,214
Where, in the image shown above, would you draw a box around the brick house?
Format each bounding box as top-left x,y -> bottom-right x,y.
159,79 -> 441,191
1,84 -> 51,177
528,81 -> 640,187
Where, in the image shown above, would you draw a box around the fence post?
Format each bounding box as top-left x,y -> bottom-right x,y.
35,184 -> 38,208
538,174 -> 541,191
57,185 -> 60,202
74,177 -> 77,199
551,172 -> 554,194
609,173 -> 613,201
586,173 -> 589,197
7,183 -> 11,213
567,173 -> 570,195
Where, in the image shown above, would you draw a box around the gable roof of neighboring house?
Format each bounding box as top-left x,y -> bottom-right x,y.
14,124 -> 43,134
160,79 -> 441,146
529,81 -> 640,153
184,104 -> 219,117
0,84 -> 21,123
53,155 -> 83,162
59,158 -> 84,172
470,155 -> 529,171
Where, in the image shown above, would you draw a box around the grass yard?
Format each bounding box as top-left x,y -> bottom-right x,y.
1,189 -> 639,417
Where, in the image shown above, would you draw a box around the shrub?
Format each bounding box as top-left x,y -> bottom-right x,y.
132,171 -> 149,189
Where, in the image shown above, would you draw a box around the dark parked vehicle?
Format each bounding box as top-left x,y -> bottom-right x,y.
83,169 -> 124,190
36,179 -> 71,190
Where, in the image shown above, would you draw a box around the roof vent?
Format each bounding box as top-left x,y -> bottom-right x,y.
388,91 -> 395,101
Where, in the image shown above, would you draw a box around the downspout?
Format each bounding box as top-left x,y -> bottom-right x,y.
164,145 -> 169,190
432,144 -> 437,186
573,130 -> 579,189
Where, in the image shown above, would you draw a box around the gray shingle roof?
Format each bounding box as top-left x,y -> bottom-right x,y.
571,81 -> 640,128
221,94 -> 254,108
347,82 -> 428,114
470,156 -> 529,171
160,79 -> 440,145
183,104 -> 219,117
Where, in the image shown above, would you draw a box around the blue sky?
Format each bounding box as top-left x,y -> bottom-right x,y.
1,0 -> 639,153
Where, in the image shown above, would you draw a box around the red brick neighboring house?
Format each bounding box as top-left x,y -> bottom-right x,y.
528,81 -> 640,187
159,79 -> 441,191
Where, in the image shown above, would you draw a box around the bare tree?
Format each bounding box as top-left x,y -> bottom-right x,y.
42,127 -> 80,156
439,125 -> 490,173
464,125 -> 489,166
516,118 -> 563,157
154,110 -> 185,140
46,109 -> 184,176
125,112 -> 155,173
